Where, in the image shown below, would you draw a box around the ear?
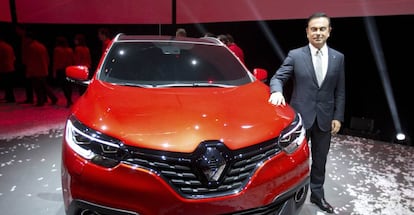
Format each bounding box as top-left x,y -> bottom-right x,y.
327,27 -> 332,38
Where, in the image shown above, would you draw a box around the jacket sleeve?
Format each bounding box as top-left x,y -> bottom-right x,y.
269,50 -> 295,94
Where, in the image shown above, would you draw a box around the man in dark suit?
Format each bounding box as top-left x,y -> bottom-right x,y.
268,12 -> 345,214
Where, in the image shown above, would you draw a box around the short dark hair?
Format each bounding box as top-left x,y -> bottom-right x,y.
226,34 -> 234,43
217,34 -> 229,44
307,12 -> 331,27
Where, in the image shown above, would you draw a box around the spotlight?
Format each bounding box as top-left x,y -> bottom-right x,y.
395,133 -> 406,141
392,132 -> 411,145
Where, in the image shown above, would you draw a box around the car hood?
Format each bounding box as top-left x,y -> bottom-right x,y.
72,80 -> 296,153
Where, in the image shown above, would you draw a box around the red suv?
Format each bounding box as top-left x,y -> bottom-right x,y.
61,34 -> 310,215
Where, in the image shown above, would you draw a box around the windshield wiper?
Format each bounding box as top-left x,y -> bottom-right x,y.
192,83 -> 234,87
154,83 -> 234,88
117,83 -> 155,88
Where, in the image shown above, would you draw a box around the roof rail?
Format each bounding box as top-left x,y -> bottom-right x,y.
113,33 -> 125,41
201,36 -> 222,45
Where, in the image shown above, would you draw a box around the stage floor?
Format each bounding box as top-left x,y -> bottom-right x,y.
0,130 -> 412,215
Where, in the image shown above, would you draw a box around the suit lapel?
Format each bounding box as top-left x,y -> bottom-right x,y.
303,46 -> 319,86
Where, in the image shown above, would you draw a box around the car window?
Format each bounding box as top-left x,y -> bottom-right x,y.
98,41 -> 252,87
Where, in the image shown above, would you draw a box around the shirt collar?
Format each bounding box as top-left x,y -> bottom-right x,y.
309,44 -> 328,56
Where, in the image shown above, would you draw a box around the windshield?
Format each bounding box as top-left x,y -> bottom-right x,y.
97,41 -> 252,87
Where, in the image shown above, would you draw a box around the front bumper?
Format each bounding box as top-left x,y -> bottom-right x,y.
66,178 -> 308,215
61,138 -> 309,215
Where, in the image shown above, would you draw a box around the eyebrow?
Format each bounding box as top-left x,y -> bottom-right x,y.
309,27 -> 328,31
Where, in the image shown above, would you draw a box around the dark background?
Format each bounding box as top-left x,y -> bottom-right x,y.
1,14 -> 412,143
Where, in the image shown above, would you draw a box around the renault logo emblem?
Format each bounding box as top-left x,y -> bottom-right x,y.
199,146 -> 226,182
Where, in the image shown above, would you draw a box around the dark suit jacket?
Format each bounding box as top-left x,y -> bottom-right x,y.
270,45 -> 345,131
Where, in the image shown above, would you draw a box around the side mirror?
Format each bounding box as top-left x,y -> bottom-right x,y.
253,68 -> 268,82
66,65 -> 90,86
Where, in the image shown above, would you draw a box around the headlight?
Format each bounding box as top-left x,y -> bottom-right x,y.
278,113 -> 306,154
64,116 -> 127,168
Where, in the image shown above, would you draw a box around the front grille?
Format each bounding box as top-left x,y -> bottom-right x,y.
123,139 -> 281,199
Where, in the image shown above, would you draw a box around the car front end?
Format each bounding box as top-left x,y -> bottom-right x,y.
62,35 -> 310,215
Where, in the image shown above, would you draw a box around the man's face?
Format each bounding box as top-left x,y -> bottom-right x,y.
306,17 -> 331,49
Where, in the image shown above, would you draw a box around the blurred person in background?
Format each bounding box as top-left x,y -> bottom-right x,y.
15,24 -> 34,104
53,36 -> 74,107
226,33 -> 245,65
98,27 -> 112,55
0,33 -> 16,103
73,33 -> 92,95
175,28 -> 187,37
217,34 -> 245,65
24,31 -> 57,107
